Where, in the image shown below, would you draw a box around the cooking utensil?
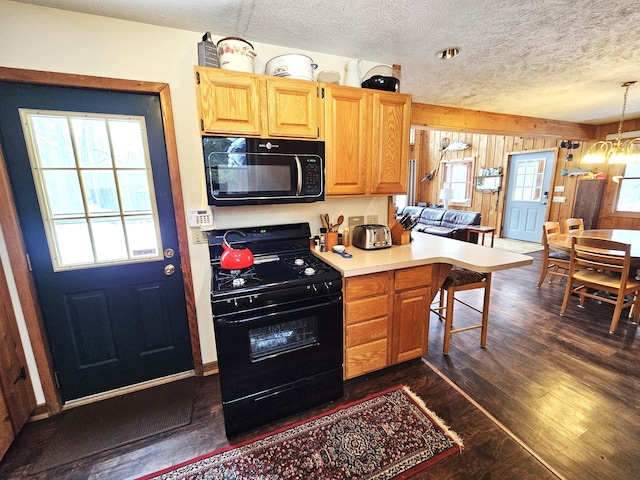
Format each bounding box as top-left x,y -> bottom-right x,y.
317,70 -> 340,84
324,213 -> 331,231
265,54 -> 317,81
334,215 -> 344,231
220,230 -> 254,269
332,245 -> 352,258
361,75 -> 399,92
362,65 -> 394,81
217,37 -> 256,73
320,213 -> 329,230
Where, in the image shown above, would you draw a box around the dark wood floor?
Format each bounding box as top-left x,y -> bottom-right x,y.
1,249 -> 638,479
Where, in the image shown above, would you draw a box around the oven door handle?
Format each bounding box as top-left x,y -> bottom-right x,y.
216,295 -> 342,325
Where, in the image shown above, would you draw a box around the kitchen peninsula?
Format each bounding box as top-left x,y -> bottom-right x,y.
315,233 -> 533,379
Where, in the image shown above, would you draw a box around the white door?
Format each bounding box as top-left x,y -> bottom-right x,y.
502,150 -> 555,242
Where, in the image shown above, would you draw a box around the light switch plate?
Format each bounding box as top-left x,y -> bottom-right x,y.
192,230 -> 209,244
367,215 -> 378,224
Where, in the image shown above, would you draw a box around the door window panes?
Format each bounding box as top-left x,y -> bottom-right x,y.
20,109 -> 163,270
31,115 -> 75,167
511,158 -> 545,202
71,117 -> 112,168
42,170 -> 84,216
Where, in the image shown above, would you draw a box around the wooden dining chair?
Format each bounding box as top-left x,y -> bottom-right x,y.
537,221 -> 571,288
560,236 -> 640,333
565,218 -> 584,233
431,267 -> 492,354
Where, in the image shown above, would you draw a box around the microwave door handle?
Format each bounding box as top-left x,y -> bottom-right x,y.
295,155 -> 302,195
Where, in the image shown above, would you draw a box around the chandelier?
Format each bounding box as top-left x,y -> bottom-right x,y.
582,81 -> 640,165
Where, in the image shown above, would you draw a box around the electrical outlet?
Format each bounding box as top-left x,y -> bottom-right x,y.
366,215 -> 378,224
192,229 -> 208,244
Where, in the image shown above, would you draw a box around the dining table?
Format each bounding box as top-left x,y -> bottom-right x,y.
547,229 -> 640,269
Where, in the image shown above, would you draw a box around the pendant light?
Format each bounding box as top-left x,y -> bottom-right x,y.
582,81 -> 640,165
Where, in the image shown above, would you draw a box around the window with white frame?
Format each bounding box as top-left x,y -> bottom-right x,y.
20,109 -> 163,271
615,163 -> 640,212
441,157 -> 474,207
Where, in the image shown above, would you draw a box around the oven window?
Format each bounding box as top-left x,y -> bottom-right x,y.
248,317 -> 318,361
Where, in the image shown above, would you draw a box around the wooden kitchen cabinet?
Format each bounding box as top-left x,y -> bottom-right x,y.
369,91 -> 411,194
343,264 -> 431,380
391,266 -> 431,364
194,67 -> 322,139
344,272 -> 391,379
324,86 -> 369,195
324,85 -> 411,196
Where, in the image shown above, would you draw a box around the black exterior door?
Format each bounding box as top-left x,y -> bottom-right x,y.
0,81 -> 193,402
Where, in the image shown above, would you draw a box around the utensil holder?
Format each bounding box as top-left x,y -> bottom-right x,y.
390,222 -> 412,245
326,232 -> 339,251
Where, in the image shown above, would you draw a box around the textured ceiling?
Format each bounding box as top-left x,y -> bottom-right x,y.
15,0 -> 640,125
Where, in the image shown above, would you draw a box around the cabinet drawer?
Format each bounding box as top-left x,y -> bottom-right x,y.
346,317 -> 387,347
395,265 -> 432,291
345,272 -> 390,301
345,295 -> 389,325
345,339 -> 388,379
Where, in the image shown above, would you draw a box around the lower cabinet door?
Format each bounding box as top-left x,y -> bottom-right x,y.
392,287 -> 430,363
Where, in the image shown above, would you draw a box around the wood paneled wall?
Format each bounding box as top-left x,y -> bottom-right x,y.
408,101 -> 640,237
412,129 -> 622,237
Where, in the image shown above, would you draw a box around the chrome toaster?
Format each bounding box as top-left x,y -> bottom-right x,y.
352,224 -> 392,250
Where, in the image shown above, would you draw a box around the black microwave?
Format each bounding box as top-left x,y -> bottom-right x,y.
202,136 -> 325,206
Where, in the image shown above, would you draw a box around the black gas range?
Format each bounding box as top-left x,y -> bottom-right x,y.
207,223 -> 344,437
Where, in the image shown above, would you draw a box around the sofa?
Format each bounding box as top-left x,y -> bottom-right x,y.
397,205 -> 482,242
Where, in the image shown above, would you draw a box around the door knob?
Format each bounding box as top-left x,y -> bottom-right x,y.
164,264 -> 176,276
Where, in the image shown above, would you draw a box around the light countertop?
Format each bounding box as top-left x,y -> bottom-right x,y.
314,232 -> 533,277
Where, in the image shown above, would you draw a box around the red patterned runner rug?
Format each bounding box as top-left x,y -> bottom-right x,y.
138,385 -> 463,480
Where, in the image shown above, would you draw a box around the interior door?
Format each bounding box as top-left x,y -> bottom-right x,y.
0,258 -> 36,460
502,150 -> 555,242
0,81 -> 193,402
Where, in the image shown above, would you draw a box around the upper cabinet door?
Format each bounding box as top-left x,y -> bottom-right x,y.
195,67 -> 261,136
324,85 -> 369,195
266,79 -> 322,139
370,92 -> 411,194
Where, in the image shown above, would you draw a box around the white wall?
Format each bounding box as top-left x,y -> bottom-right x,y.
0,0 -> 391,384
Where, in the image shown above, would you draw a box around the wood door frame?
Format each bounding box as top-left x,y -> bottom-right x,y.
501,147 -> 559,238
0,67 -> 202,415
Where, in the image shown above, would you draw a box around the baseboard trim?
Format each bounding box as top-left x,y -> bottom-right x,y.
202,361 -> 219,376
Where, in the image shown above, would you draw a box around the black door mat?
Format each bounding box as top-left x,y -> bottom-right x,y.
32,377 -> 195,473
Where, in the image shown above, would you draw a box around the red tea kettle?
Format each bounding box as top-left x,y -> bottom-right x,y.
220,230 -> 254,270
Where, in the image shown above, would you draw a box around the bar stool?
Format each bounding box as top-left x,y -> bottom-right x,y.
431,267 -> 492,354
